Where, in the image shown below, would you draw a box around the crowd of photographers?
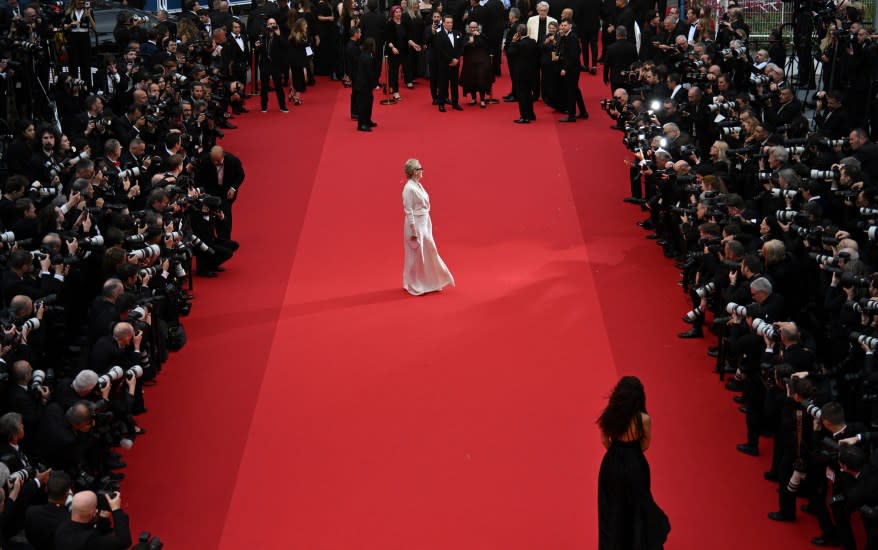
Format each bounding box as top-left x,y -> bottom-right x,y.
0,0 -> 255,547
603,0 -> 878,547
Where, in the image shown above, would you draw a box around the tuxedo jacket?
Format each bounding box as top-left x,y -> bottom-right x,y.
526,15 -> 557,41
434,29 -> 465,65
195,152 -> 246,199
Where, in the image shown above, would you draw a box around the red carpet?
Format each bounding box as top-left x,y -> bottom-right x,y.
119,71 -> 820,548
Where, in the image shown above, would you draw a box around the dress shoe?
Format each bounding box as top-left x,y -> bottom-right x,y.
811,535 -> 841,546
432,97 -> 441,105
623,196 -> 645,204
764,471 -> 779,482
590,66 -> 597,74
681,315 -> 694,325
739,406 -> 749,414
736,443 -> 759,456
438,104 -> 446,112
725,380 -> 744,392
214,266 -> 226,272
801,504 -> 816,515
279,108 -> 289,113
451,103 -> 463,111
513,118 -> 531,124
733,395 -> 745,404
109,460 -> 127,470
656,239 -> 667,246
196,269 -> 218,278
368,121 -> 378,127
578,112 -> 589,119
707,348 -> 719,358
357,125 -> 372,132
350,115 -> 358,120
503,96 -> 517,102
767,511 -> 795,522
559,116 -> 577,122
237,106 -> 249,113
645,233 -> 659,239
218,120 -> 237,129
678,328 -> 703,339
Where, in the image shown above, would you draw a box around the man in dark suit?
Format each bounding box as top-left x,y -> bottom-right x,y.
359,0 -> 386,79
353,38 -> 379,132
195,146 -> 245,239
109,103 -> 145,149
507,24 -> 538,123
603,26 -> 636,92
558,20 -> 587,121
814,91 -> 850,139
763,86 -> 802,132
89,322 -> 141,375
25,471 -> 72,550
851,127 -> 878,181
6,361 -> 48,440
608,0 -> 635,44
346,27 -> 363,119
255,18 -> 289,113
224,20 -> 251,86
573,0 -> 600,73
435,15 -> 464,112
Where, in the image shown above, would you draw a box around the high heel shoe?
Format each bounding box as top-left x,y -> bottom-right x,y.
480,100 -> 486,108
393,93 -> 401,101
293,96 -> 302,105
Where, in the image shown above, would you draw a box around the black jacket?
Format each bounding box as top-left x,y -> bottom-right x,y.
506,36 -> 539,82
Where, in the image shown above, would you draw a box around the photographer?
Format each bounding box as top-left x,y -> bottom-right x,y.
62,0 -> 97,85
55,490 -> 131,550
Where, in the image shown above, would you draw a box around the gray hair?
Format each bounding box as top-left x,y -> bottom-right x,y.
0,412 -> 22,442
72,370 -> 99,393
768,146 -> 788,163
750,277 -> 773,295
403,158 -> 422,178
536,1 -> 549,9
509,7 -> 520,18
777,168 -> 801,188
65,401 -> 94,427
616,25 -> 627,38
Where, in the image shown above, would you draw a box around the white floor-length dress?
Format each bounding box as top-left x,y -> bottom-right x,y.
402,179 -> 454,295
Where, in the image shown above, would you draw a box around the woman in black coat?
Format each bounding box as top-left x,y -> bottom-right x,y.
459,21 -> 493,107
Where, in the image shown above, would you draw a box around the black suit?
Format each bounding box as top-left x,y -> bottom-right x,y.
195,152 -> 245,239
55,510 -> 132,550
353,50 -> 378,128
603,38 -> 636,91
507,36 -> 539,120
435,28 -> 464,106
574,0 -> 601,68
257,32 -> 289,111
482,0 -> 505,75
224,33 -> 251,82
109,116 -> 140,149
25,503 -> 68,550
854,141 -> 878,182
764,98 -> 803,132
6,386 -> 42,440
559,30 -> 586,118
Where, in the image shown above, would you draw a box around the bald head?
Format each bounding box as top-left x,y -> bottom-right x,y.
71,491 -> 98,522
210,146 -> 224,164
112,322 -> 134,344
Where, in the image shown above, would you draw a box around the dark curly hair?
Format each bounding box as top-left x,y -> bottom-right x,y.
597,376 -> 647,440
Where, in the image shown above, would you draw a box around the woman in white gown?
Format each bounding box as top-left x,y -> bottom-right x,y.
402,158 -> 455,295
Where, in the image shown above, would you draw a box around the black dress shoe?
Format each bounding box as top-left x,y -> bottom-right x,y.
502,94 -> 515,101
767,511 -> 795,522
739,406 -> 749,414
218,120 -> 237,129
801,504 -> 816,515
351,115 -> 358,120
681,315 -> 694,325
368,121 -> 378,127
578,112 -> 589,119
733,395 -> 745,404
451,103 -> 463,111
725,380 -> 744,392
678,328 -> 703,339
438,105 -> 446,112
196,270 -> 218,278
645,233 -> 659,239
357,125 -> 372,132
214,266 -> 226,273
559,116 -> 577,122
623,196 -> 645,204
736,443 -> 759,456
590,66 -> 597,74
811,535 -> 841,546
656,239 -> 667,246
513,118 -> 531,124
707,349 -> 719,358
764,471 -> 779,482
432,98 -> 441,105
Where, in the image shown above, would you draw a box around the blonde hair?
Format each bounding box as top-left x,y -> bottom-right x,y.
404,158 -> 421,178
762,239 -> 786,264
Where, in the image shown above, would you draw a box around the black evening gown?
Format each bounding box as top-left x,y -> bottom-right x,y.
598,439 -> 671,550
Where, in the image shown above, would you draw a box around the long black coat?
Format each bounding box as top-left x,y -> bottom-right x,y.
507,36 -> 539,82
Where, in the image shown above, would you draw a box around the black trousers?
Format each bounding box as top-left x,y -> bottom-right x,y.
489,40 -> 501,76
437,62 -> 459,105
427,53 -> 439,99
388,51 -> 410,92
67,33 -> 92,84
562,71 -> 586,117
356,88 -> 374,126
580,29 -> 599,68
513,78 -> 534,119
260,69 -> 287,110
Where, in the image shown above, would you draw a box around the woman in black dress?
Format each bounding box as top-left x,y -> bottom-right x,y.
597,376 -> 670,550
